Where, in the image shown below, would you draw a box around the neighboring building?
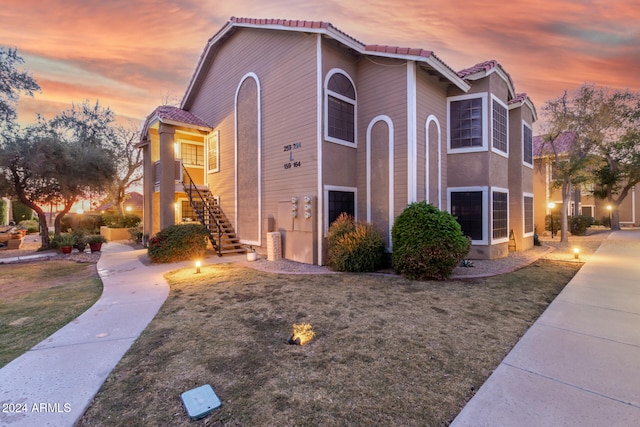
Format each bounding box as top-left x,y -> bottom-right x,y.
139,17 -> 537,264
533,132 -> 639,231
95,191 -> 144,218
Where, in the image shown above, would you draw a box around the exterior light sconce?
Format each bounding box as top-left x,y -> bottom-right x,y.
573,248 -> 580,259
195,260 -> 201,274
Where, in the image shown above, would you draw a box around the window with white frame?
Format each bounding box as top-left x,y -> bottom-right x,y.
206,131 -> 219,173
450,190 -> 484,242
325,70 -> 356,146
449,96 -> 484,150
492,98 -> 508,154
492,190 -> 508,240
523,194 -> 534,234
523,122 -> 533,166
180,142 -> 204,167
324,186 -> 357,234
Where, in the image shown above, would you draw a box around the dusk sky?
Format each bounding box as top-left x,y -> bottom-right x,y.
2,0 -> 639,131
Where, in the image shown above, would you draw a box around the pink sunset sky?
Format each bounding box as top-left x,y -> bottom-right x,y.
2,0 -> 639,130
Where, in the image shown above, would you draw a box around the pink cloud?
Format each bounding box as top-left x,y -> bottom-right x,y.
3,0 -> 639,127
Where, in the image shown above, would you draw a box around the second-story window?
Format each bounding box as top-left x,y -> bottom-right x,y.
492,99 -> 508,153
450,97 -> 483,149
326,71 -> 356,146
181,143 -> 204,166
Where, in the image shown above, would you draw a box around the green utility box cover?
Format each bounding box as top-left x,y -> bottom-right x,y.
181,384 -> 221,420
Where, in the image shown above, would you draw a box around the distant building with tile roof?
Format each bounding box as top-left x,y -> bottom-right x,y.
140,17 -> 537,264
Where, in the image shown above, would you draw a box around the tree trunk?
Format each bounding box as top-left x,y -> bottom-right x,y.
54,198 -> 76,235
560,180 -> 571,244
611,206 -> 621,231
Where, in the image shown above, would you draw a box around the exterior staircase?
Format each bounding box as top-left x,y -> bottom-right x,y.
182,167 -> 246,256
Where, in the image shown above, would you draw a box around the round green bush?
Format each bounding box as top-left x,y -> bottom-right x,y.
327,213 -> 384,272
148,224 -> 209,263
392,201 -> 470,280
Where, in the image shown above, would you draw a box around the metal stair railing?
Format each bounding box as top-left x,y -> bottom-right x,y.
181,165 -> 223,256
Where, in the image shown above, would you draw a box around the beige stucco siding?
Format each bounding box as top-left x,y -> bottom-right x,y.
416,70 -> 448,209
353,56 -> 407,225
186,28 -> 319,245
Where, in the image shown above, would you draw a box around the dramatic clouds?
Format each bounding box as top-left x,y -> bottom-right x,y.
2,0 -> 639,126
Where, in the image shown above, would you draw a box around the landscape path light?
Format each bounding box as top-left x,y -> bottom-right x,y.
547,202 -> 556,238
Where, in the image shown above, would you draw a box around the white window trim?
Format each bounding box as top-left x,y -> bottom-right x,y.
234,72 -> 262,247
366,115 -> 394,251
324,68 -> 357,148
523,192 -> 535,237
324,185 -> 358,236
177,139 -> 205,168
447,186 -> 488,245
447,93 -> 488,154
490,95 -> 509,158
522,121 -> 534,168
425,115 -> 442,208
206,130 -> 220,174
491,187 -> 510,244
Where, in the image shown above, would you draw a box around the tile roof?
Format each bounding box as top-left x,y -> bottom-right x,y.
509,92 -> 529,105
533,131 -> 576,157
364,44 -> 433,58
457,59 -> 501,78
151,105 -> 212,128
181,17 -> 470,110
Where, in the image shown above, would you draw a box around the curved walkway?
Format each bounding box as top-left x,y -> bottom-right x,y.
451,230 -> 640,426
0,243 -> 227,426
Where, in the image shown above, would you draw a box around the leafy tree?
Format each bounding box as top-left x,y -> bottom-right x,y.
103,123 -> 143,216
538,91 -> 593,243
538,84 -> 640,239
0,47 -> 40,128
0,100 -> 117,248
578,87 -> 640,230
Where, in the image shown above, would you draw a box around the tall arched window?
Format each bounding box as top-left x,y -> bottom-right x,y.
325,70 -> 356,147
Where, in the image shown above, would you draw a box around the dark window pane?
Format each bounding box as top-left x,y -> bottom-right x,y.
328,74 -> 355,99
492,192 -> 508,239
328,191 -> 355,226
450,98 -> 483,148
523,125 -> 533,164
451,191 -> 483,240
524,196 -> 534,233
492,100 -> 507,153
328,96 -> 355,142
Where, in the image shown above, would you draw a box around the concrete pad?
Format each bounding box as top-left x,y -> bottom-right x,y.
504,323 -> 640,407
0,339 -> 136,427
553,285 -> 640,315
451,363 -> 640,427
538,299 -> 640,346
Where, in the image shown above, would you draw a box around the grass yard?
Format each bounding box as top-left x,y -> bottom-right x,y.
0,261 -> 102,368
78,259 -> 581,427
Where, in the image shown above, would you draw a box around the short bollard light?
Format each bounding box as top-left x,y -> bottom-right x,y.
573,248 -> 580,259
195,260 -> 202,274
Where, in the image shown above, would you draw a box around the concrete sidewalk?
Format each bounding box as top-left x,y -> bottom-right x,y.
451,230 -> 640,426
0,243 -> 232,426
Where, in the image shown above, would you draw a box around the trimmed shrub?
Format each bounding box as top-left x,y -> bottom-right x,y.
570,215 -> 593,236
12,200 -> 33,222
392,201 -> 470,280
102,213 -> 141,228
327,213 -> 385,272
148,224 -> 209,263
18,219 -> 39,233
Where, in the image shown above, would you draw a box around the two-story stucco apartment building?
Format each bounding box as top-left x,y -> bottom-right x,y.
139,17 -> 537,265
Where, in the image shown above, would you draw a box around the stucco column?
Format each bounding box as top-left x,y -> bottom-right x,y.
159,124 -> 176,230
141,140 -> 153,238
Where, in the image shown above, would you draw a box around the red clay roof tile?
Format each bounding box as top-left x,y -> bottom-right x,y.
152,105 -> 211,128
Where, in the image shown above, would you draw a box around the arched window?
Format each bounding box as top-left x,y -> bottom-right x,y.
325,70 -> 356,146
